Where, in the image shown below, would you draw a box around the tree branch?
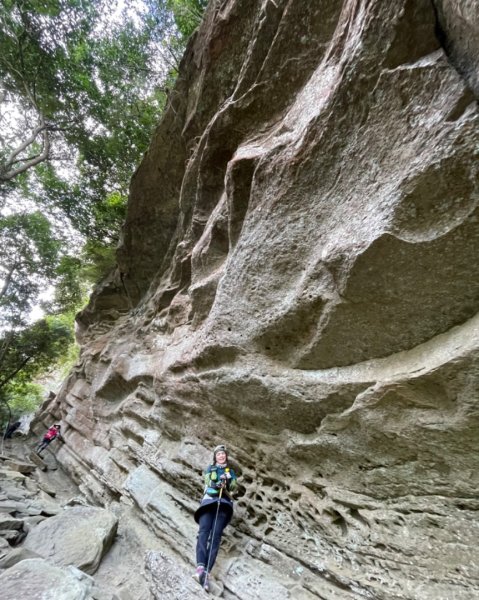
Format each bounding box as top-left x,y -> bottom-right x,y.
159,43 -> 181,72
0,354 -> 33,390
3,122 -> 47,165
0,127 -> 50,181
0,263 -> 17,299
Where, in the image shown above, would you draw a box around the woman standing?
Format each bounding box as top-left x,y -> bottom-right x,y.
193,444 -> 238,591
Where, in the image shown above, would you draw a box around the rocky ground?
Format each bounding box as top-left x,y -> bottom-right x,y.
0,436 -> 211,600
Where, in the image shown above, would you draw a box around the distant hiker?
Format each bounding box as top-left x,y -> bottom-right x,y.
193,444 -> 238,591
36,424 -> 62,455
4,420 -> 21,439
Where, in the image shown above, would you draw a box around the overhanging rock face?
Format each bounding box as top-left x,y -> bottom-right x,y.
51,1 -> 479,598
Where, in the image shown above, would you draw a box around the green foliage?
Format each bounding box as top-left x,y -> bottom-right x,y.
56,336 -> 80,378
92,191 -> 128,245
0,0 -> 192,239
7,380 -> 44,415
0,0 -> 174,218
0,315 -> 73,419
0,316 -> 73,391
167,0 -> 208,39
80,240 -> 117,284
51,255 -> 85,314
1,1 -> 156,131
48,239 -> 117,315
0,211 -> 61,329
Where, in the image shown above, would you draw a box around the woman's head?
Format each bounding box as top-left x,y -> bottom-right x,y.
213,444 -> 228,465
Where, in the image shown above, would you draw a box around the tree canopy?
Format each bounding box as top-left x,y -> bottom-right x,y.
0,0 -> 174,184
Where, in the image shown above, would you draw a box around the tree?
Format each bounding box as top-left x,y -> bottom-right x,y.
0,211 -> 77,423
0,0 -> 175,188
0,0 -> 206,241
0,317 -> 72,391
0,0 -> 182,249
0,0 -> 90,183
0,211 -> 60,330
0,316 -> 72,425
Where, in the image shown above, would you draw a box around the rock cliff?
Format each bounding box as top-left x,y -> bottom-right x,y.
38,0 -> 479,598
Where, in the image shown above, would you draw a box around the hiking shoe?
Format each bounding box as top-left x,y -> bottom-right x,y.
193,565 -> 205,585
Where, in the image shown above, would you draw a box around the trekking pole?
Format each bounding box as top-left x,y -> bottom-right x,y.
204,484 -> 224,588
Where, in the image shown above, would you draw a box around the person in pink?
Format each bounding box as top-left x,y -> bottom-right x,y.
36,424 -> 62,455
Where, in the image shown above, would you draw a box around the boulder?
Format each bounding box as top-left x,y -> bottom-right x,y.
4,460 -> 36,475
3,488 -> 27,502
22,515 -> 47,531
0,558 -> 93,600
0,468 -> 25,482
0,546 -> 41,570
23,506 -> 118,575
0,500 -> 21,514
0,516 -> 23,530
0,529 -> 24,543
30,452 -> 47,471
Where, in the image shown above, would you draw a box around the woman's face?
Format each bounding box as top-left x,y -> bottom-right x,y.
215,450 -> 227,464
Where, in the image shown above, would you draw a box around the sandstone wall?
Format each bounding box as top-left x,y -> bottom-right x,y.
45,1 -> 479,598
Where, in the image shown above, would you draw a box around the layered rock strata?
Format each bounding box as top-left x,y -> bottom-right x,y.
41,0 -> 479,598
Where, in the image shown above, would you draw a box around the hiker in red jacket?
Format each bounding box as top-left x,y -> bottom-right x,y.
36,424 -> 62,455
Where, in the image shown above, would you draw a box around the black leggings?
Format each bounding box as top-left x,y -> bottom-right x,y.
196,504 -> 230,573
36,438 -> 53,453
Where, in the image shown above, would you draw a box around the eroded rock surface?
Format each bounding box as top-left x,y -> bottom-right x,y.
145,550 -> 209,599
39,0 -> 479,598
